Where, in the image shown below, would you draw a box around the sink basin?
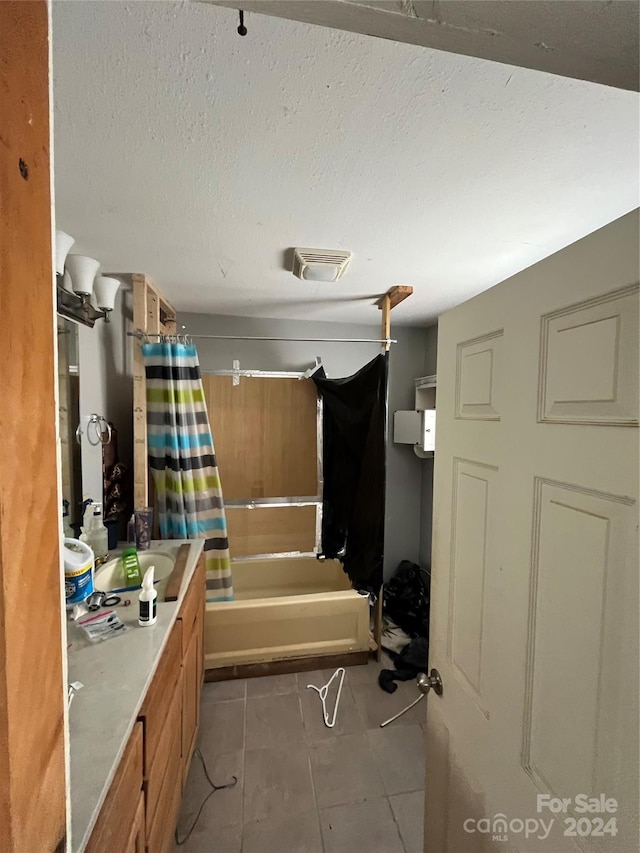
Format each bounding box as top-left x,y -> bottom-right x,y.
94,551 -> 175,597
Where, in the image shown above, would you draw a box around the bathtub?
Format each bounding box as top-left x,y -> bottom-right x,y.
204,556 -> 370,675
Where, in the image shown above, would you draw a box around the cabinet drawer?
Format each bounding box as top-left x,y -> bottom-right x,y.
145,671 -> 182,834
178,554 -> 205,655
146,716 -> 183,853
139,620 -> 181,773
86,722 -> 143,853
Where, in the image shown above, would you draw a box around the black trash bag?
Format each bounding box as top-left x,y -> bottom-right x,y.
378,636 -> 429,694
383,560 -> 430,639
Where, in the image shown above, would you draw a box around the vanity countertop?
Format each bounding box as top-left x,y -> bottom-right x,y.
67,539 -> 204,853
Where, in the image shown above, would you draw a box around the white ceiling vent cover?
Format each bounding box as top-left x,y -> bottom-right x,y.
292,248 -> 352,282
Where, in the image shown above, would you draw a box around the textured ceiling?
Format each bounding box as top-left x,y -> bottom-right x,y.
52,1 -> 639,325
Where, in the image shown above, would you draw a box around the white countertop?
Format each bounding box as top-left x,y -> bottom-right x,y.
67,539 -> 203,853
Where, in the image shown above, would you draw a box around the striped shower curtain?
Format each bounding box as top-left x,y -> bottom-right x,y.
142,341 -> 233,601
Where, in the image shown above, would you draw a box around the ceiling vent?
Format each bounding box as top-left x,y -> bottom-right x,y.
292,248 -> 352,282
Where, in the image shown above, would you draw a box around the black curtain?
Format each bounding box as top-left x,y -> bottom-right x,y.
313,353 -> 388,591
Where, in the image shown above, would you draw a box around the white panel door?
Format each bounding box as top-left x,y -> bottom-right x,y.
425,211 -> 639,853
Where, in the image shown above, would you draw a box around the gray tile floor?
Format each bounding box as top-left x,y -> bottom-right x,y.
175,655 -> 426,853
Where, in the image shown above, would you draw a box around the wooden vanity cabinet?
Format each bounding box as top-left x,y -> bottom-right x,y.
85,723 -> 144,853
140,622 -> 183,849
178,555 -> 205,783
141,553 -> 205,852
85,555 -> 205,853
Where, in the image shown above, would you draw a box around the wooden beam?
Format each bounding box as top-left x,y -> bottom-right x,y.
376,285 -> 413,311
375,283 -> 413,654
131,273 -> 177,515
132,274 -> 149,509
0,3 -> 67,850
380,293 -> 391,353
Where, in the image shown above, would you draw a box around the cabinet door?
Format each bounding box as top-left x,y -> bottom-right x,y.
146,719 -> 182,853
86,723 -> 143,853
179,554 -> 205,784
145,675 -> 182,836
181,608 -> 203,783
124,791 -> 145,853
139,620 -> 181,775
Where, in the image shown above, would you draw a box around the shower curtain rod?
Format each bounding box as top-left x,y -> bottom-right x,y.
128,330 -> 397,345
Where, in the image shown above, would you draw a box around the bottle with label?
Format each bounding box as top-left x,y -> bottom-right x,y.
121,547 -> 143,587
63,538 -> 95,608
80,501 -> 109,563
138,565 -> 157,626
89,502 -> 109,562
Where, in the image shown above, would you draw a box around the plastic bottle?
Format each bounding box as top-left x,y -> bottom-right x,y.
79,500 -> 94,544
121,547 -> 144,587
138,565 -> 157,626
90,502 -> 109,562
80,501 -> 109,563
63,537 -> 95,608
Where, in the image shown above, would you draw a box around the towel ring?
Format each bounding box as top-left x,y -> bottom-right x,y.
86,413 -> 112,446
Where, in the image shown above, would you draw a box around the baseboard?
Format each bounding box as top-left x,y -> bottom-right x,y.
204,649 -> 371,682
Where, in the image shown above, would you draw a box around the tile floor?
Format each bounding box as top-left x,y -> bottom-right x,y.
175,655 -> 426,853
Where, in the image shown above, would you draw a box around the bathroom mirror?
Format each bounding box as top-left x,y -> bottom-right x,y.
57,318 -> 83,535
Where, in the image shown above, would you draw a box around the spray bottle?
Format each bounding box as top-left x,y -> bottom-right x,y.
89,502 -> 109,562
80,500 -> 109,564
138,565 -> 157,626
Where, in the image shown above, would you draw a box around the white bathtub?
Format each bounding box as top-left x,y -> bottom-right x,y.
204,556 -> 370,674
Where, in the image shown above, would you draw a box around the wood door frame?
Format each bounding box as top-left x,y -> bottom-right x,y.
0,2 -> 68,850
131,273 -> 176,510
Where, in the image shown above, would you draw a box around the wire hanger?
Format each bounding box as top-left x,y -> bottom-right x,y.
306,668 -> 345,728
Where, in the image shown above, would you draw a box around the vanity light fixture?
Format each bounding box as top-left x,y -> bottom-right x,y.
55,230 -> 75,276
94,276 -> 121,321
66,254 -> 100,298
56,249 -> 117,329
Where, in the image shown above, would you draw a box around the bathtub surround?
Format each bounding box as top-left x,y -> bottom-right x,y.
179,312 -> 435,580
142,341 -> 234,601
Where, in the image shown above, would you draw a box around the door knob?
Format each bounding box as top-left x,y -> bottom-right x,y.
380,667 -> 443,728
417,668 -> 443,696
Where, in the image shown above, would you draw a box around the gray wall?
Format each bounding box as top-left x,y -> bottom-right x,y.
180,311 -> 434,581
77,284 -> 134,503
